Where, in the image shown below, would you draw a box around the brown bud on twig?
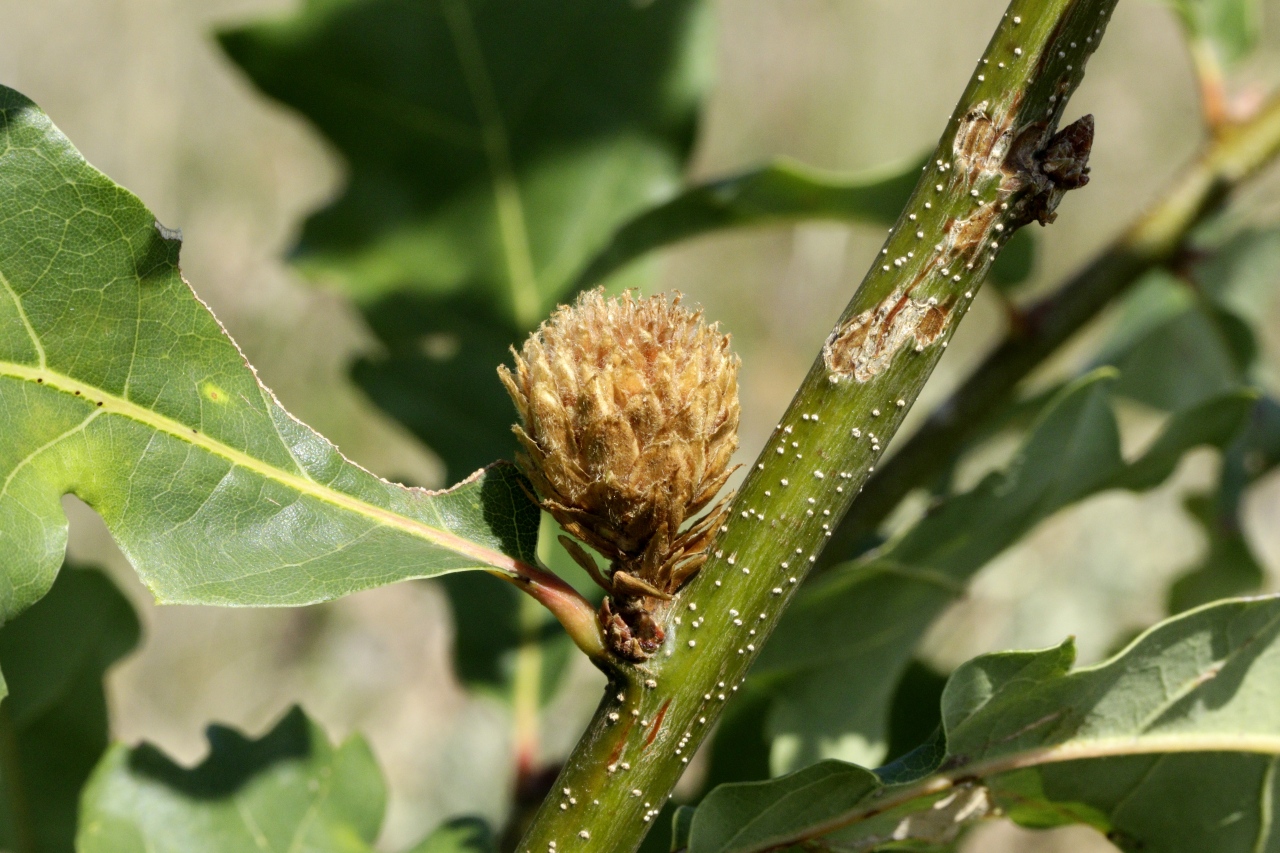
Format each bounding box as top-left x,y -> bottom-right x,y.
499,289 -> 740,661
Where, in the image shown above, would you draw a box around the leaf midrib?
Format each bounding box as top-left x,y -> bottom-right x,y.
0,359 -> 522,575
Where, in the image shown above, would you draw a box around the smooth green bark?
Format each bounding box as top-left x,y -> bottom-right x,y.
516,1 -> 1121,851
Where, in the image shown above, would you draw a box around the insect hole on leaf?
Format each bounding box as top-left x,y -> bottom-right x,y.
498,289 -> 741,662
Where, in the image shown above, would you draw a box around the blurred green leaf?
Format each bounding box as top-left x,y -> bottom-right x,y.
221,0 -> 711,484
987,226 -> 1038,293
221,0 -> 708,324
1111,305 -> 1253,410
1168,395 -> 1280,611
1164,0 -> 1262,68
78,708 -> 387,853
353,294 -> 525,482
1194,228 -> 1280,314
690,595 -> 1280,853
1167,491 -> 1264,612
403,817 -> 496,853
0,86 -> 542,615
0,565 -> 139,853
573,156 -> 923,289
755,373 -> 1255,774
883,660 -> 949,764
1099,273 -> 1253,411
1111,230 -> 1280,612
670,806 -> 695,852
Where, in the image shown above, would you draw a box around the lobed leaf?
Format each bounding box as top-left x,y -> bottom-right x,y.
1101,235 -> 1280,610
78,708 -> 385,853
219,0 -> 715,719
221,0 -> 712,486
79,707 -> 496,853
0,565 -> 139,853
220,0 -> 709,325
690,594 -> 1280,853
0,86 -> 541,618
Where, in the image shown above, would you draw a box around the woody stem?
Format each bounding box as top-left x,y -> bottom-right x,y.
516,2 -> 1120,852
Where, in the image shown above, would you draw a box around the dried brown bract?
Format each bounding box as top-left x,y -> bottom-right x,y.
499,290 -> 740,661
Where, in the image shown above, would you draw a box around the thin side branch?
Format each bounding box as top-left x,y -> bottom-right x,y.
491,566 -> 607,661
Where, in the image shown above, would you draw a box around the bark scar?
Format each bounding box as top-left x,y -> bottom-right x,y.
823,292 -> 951,382
824,106 -> 1093,385
643,698 -> 672,749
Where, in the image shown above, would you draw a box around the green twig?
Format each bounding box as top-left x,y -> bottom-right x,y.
515,1 -> 1120,851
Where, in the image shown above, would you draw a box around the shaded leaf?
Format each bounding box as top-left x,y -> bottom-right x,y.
690,595 -> 1280,853
1114,309 -> 1251,410
986,226 -> 1038,294
1121,229 -> 1280,611
1168,395 -> 1280,611
404,817 -> 496,853
883,661 -> 949,765
220,0 -> 708,325
757,373 -> 1255,773
574,157 -> 923,290
221,0 -> 711,488
353,294 -> 525,482
1097,270 -> 1253,411
78,708 -> 385,853
0,565 -> 139,853
1166,491 -> 1264,612
0,86 -> 541,616
670,807 -> 696,852
1195,228 -> 1280,318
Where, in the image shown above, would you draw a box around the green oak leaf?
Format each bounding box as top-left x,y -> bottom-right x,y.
79,706 -> 496,853
1099,271 -> 1253,412
1167,490 -> 1265,612
78,707 -> 384,853
0,85 -> 540,619
690,594 -> 1280,853
219,0 -> 712,486
218,0 -> 717,721
219,0 -> 710,326
755,372 -> 1256,774
1104,240 -> 1280,612
0,564 -> 139,853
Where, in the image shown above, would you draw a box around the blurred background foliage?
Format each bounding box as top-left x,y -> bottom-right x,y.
4,0 -> 1280,851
